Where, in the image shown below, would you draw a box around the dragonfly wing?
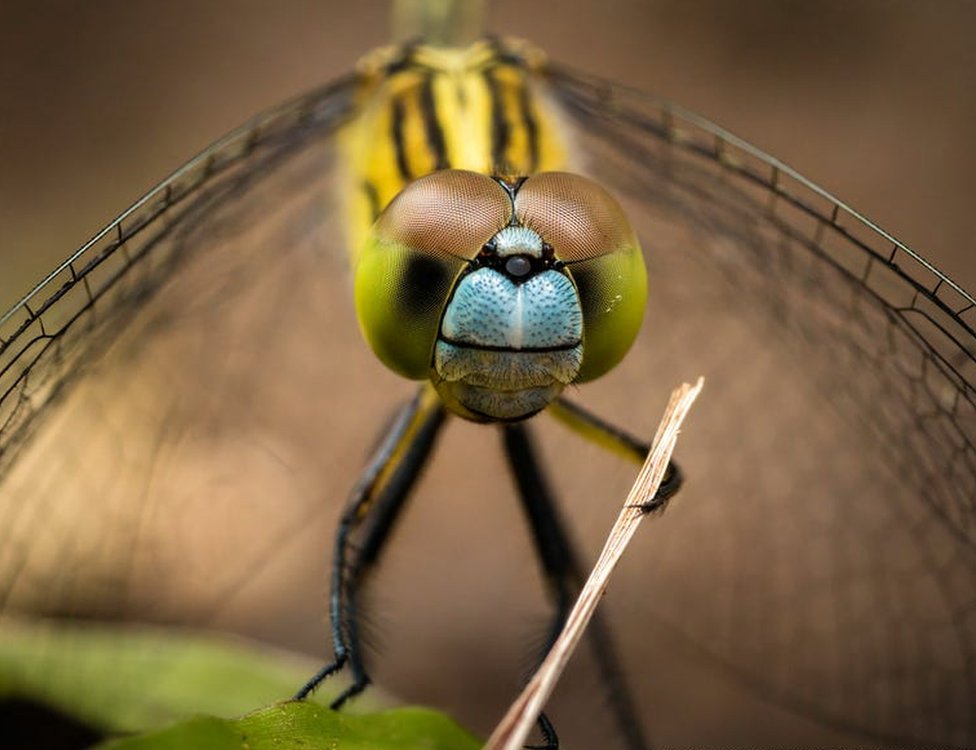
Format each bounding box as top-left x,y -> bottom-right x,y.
0,74 -> 420,647
534,63 -> 976,747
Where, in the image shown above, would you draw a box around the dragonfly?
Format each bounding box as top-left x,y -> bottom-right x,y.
1,1 -> 974,748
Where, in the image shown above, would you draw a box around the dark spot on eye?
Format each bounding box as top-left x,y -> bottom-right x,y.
399,255 -> 449,317
569,266 -> 600,322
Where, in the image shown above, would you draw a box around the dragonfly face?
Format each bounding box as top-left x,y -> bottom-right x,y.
356,169 -> 646,421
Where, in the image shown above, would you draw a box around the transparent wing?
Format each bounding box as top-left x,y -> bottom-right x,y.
530,64 -> 976,748
0,73 -> 386,635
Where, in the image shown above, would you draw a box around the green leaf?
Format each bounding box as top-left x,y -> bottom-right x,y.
95,701 -> 480,750
1,621 -> 480,749
0,620 -> 376,733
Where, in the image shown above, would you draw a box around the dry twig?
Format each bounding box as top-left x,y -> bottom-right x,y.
483,377 -> 705,750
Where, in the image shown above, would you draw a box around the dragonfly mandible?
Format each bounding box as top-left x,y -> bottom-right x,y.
0,1 -> 973,748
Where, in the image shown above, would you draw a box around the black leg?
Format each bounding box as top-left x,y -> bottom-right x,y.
295,384 -> 447,705
502,421 -> 656,750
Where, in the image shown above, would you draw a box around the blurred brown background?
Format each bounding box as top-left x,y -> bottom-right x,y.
0,0 -> 974,310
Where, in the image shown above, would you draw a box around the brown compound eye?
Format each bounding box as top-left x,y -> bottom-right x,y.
355,170 -> 513,380
514,171 -> 636,262
514,172 -> 647,382
373,169 -> 513,261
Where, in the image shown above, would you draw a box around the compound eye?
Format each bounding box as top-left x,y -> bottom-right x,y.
355,170 -> 513,379
514,172 -> 648,382
514,172 -> 636,262
375,170 -> 513,261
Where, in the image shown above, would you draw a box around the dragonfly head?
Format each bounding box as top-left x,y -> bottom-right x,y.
355,169 -> 647,422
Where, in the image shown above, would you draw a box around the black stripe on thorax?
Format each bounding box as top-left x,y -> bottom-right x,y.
483,62 -> 541,175
384,44 -> 539,179
362,180 -> 381,222
390,93 -> 412,181
419,72 -> 449,170
517,76 -> 540,173
483,67 -> 509,173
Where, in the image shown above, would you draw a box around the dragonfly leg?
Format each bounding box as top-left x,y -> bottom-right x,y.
547,396 -> 682,510
501,422 -> 652,750
295,384 -> 447,705
523,712 -> 559,750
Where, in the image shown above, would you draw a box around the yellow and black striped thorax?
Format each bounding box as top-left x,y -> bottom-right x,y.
341,38 -> 570,260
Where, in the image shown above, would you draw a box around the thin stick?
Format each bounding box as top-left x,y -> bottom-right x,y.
483,377 -> 705,750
